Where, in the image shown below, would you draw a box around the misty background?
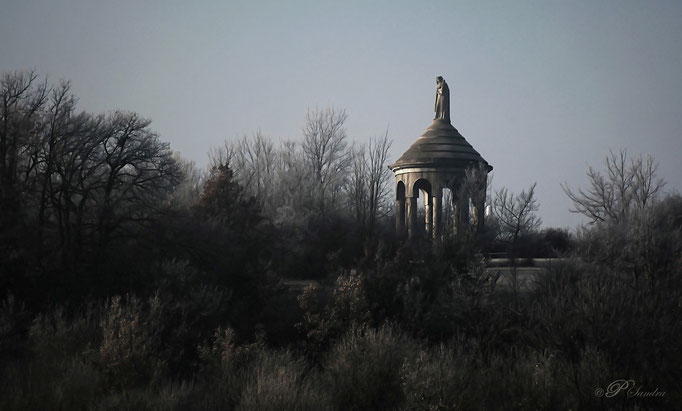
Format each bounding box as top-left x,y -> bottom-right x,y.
2,0 -> 681,228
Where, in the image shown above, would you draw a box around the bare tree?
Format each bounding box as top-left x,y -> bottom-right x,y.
301,107 -> 350,213
0,70 -> 184,275
493,182 -> 541,247
232,132 -> 277,209
42,109 -> 180,259
562,149 -> 665,226
367,131 -> 392,224
207,141 -> 234,172
94,111 -> 181,243
46,111 -> 103,259
32,81 -> 81,239
346,130 -> 392,237
171,154 -> 206,209
347,144 -> 368,226
270,139 -> 318,225
492,182 -> 541,297
0,71 -> 48,210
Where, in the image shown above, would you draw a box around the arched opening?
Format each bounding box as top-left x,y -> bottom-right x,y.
412,178 -> 431,198
396,181 -> 406,201
412,179 -> 432,236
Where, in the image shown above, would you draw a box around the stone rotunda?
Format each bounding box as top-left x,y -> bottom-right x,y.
389,76 -> 492,239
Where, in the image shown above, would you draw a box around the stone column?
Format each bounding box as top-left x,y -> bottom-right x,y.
432,187 -> 442,240
424,193 -> 432,235
395,198 -> 406,236
406,196 -> 418,239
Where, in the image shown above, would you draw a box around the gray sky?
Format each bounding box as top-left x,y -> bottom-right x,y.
2,0 -> 681,228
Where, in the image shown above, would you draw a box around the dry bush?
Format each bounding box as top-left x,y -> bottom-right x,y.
297,270 -> 371,354
94,380 -> 194,411
99,295 -> 168,388
237,350 -> 330,411
0,302 -> 103,410
401,343 -> 468,410
529,257 -> 680,407
0,294 -> 30,362
29,304 -> 100,360
194,326 -> 265,409
324,323 -> 418,410
194,328 -> 331,410
400,340 -> 609,410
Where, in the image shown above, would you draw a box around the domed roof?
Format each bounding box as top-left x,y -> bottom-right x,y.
390,119 -> 492,172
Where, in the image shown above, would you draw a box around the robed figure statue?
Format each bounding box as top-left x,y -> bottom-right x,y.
434,76 -> 450,122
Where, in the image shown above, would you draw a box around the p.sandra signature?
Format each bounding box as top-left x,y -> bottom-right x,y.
594,379 -> 665,399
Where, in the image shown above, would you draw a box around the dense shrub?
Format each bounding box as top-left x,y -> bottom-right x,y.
0,301 -> 103,410
323,323 -> 418,410
193,327 -> 265,409
98,295 -> 168,388
296,270 -> 372,354
0,294 -> 30,362
237,350 -> 330,411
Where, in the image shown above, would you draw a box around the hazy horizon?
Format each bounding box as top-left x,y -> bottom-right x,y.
3,0 -> 681,229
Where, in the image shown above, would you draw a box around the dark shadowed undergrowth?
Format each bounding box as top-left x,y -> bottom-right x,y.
1,263 -> 679,411
1,209 -> 680,410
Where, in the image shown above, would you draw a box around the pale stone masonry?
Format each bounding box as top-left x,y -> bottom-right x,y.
389,77 -> 492,240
